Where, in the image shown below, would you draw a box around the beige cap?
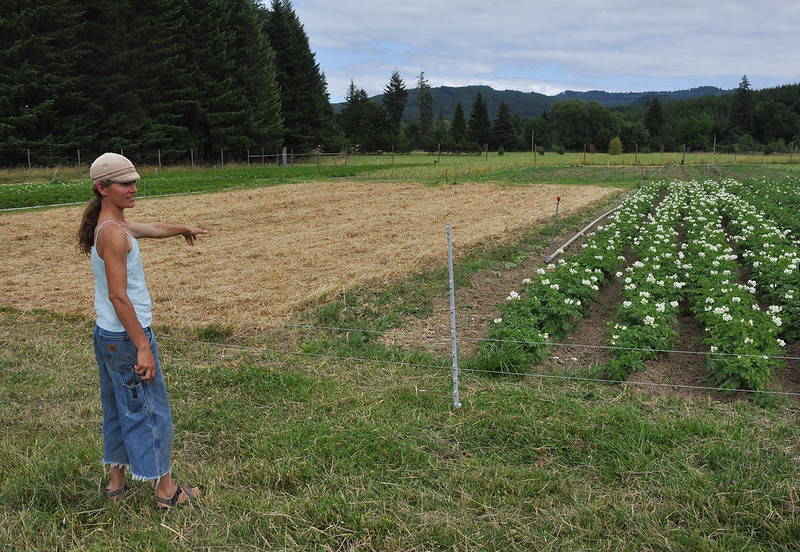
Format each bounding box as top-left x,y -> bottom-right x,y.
90,153 -> 140,183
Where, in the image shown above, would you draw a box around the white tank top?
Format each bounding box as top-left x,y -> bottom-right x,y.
90,220 -> 153,332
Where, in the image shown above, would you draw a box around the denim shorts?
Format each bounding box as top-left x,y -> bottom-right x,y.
93,326 -> 173,480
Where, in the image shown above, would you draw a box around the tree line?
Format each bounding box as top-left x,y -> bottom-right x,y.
0,0 -> 335,166
3,0 -> 798,167
341,75 -> 800,155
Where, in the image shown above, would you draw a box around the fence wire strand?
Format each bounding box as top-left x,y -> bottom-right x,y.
6,314 -> 800,397
162,317 -> 800,362
9,315 -> 800,363
157,334 -> 800,398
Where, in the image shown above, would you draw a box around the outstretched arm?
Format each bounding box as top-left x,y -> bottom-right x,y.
126,222 -> 207,245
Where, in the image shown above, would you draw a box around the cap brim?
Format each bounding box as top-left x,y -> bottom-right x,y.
112,171 -> 141,183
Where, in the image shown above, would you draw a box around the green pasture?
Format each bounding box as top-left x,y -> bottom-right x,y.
2,307 -> 799,551
1,151 -> 798,210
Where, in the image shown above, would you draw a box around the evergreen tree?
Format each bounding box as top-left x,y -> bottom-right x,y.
585,101 -> 616,151
468,92 -> 491,149
127,0 -> 194,160
0,0 -> 91,164
181,0 -> 253,159
416,71 -> 433,146
451,102 -> 467,150
382,70 -> 407,144
432,109 -> 451,151
492,101 -> 516,150
754,99 -> 798,143
730,75 -> 755,136
644,96 -> 665,149
228,0 -> 284,152
339,81 -> 366,142
264,0 -> 333,151
81,0 -> 155,155
339,80 -> 387,151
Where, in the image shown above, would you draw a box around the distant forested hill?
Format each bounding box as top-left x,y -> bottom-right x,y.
333,85 -> 733,120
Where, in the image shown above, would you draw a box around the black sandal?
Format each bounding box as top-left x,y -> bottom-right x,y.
154,485 -> 203,510
104,484 -> 128,502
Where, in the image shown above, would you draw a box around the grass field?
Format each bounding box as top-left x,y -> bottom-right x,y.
2,161 -> 800,550
2,310 -> 799,550
2,152 -> 799,210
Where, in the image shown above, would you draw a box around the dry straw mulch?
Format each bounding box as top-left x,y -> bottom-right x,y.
0,180 -> 619,327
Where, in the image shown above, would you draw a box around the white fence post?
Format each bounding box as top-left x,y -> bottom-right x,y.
446,223 -> 462,409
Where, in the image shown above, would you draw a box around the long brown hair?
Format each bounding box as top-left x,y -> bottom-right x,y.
77,183 -> 108,255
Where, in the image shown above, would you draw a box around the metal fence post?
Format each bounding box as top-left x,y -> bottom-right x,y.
446,223 -> 462,409
77,149 -> 81,167
157,149 -> 162,172
552,196 -> 561,239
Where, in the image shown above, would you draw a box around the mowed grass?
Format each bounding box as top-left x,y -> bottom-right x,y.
2,309 -> 800,551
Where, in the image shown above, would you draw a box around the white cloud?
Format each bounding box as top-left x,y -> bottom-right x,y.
291,0 -> 800,101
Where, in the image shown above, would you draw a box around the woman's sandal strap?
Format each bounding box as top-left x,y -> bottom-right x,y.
155,486 -> 183,507
155,486 -> 202,509
104,484 -> 128,499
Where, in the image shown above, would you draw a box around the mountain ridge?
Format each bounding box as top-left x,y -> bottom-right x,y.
333,84 -> 734,120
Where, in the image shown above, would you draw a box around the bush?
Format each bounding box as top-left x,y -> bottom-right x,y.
553,144 -> 565,155
764,139 -> 787,155
497,146 -> 505,156
608,137 -> 623,155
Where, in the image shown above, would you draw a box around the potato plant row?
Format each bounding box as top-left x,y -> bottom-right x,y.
483,179 -> 796,392
714,182 -> 800,340
723,176 -> 800,238
679,182 -> 783,390
604,185 -> 686,378
480,181 -> 663,373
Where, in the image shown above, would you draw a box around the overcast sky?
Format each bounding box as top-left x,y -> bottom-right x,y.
289,0 -> 800,103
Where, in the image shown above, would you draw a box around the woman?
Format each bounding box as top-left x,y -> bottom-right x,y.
78,152 -> 206,509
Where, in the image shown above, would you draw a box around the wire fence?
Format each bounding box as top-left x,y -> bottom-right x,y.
9,315 -> 800,400
1,145 -> 352,170
4,190 -> 800,404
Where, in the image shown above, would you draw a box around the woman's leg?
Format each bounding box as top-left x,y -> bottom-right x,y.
94,327 -> 130,491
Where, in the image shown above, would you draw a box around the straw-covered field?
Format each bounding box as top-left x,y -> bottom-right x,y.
1,180 -> 618,326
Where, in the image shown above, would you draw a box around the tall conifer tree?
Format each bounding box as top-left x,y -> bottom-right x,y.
730,75 -> 755,136
264,0 -> 333,151
451,102 -> 467,150
416,71 -> 433,145
492,101 -> 516,150
644,96 -> 665,150
383,71 -> 407,143
0,1 -> 91,164
468,92 -> 491,148
82,0 -> 153,155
